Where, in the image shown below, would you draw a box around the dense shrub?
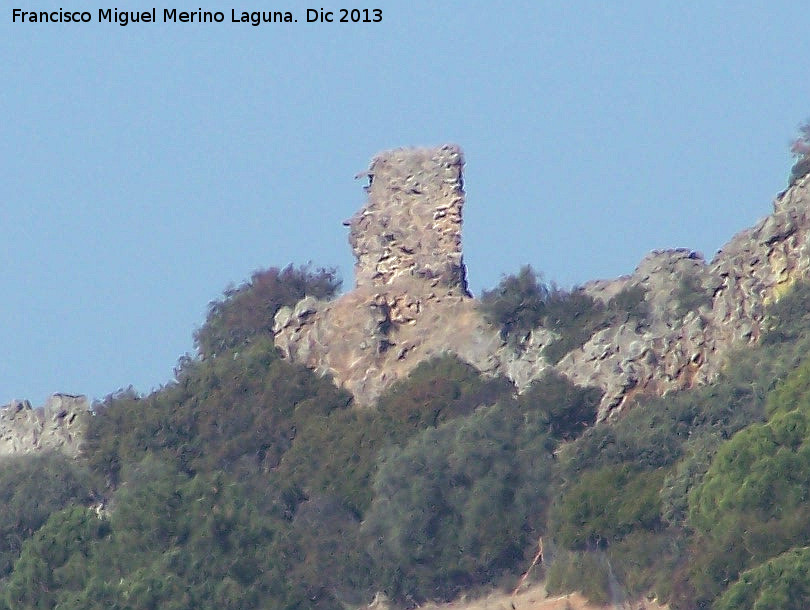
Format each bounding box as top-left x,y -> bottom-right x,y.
84,336 -> 351,486
716,547 -> 810,610
276,407 -> 387,516
480,266 -> 648,362
543,285 -> 650,364
194,264 -> 340,359
0,453 -> 95,578
108,459 -> 305,610
689,405 -> 810,535
549,464 -> 665,551
677,354 -> 810,608
277,354 -> 514,516
279,496 -> 375,606
1,506 -> 111,610
2,457 -> 326,610
659,432 -> 722,526
541,290 -> 612,364
517,371 -> 602,441
479,265 -> 549,342
375,354 -> 515,441
363,401 -> 555,603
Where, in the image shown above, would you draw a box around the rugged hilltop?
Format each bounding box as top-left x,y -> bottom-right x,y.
274,145 -> 502,406
4,144 -> 810,610
3,145 -> 809,450
275,145 -> 810,419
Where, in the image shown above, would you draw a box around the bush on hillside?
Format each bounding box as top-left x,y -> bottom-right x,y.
689,407 -> 810,534
676,356 -> 810,607
549,464 -> 665,551
363,401 -> 555,603
277,354 -> 514,516
1,506 -> 111,610
2,457 -> 324,610
541,290 -> 611,363
715,547 -> 810,610
480,266 -> 649,362
479,265 -> 549,342
83,336 -> 351,486
0,453 -> 95,578
517,371 -> 602,441
194,264 -> 340,359
375,354 -> 515,440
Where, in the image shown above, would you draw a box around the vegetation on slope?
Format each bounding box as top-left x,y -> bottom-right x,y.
193,263 -> 340,359
478,265 -> 648,362
7,260 -> 810,609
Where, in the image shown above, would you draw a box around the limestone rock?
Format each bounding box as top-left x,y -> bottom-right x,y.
276,149 -> 810,419
0,394 -> 89,458
275,146 -> 504,406
557,173 -> 810,418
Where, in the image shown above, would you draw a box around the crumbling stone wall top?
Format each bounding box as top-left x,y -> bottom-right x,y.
345,145 -> 468,293
0,394 -> 89,458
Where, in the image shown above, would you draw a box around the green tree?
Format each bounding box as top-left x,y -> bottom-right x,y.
375,354 -> 514,441
549,464 -> 665,550
479,265 -> 549,342
517,371 -> 602,441
0,453 -> 94,578
2,506 -> 110,610
363,401 -> 554,602
680,357 -> 810,607
541,290 -> 610,364
2,456 -> 329,610
479,266 -> 648,362
716,547 -> 810,610
83,336 -> 351,486
274,354 -> 514,517
194,263 -> 340,359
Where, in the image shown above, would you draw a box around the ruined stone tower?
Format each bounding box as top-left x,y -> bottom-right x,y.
346,145 -> 469,292
274,145 -> 502,406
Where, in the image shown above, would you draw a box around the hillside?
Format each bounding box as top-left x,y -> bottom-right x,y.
2,141 -> 810,609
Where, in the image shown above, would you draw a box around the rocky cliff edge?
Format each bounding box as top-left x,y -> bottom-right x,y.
274,146 -> 810,419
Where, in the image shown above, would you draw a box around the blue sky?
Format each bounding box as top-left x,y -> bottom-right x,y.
2,1 -> 809,405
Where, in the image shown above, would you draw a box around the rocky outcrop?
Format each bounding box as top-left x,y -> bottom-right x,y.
553,173 -> 810,417
275,146 -> 501,405
275,146 -> 810,419
0,394 -> 89,458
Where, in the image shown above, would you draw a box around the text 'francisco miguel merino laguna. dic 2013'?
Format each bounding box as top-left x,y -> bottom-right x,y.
11,8 -> 384,26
